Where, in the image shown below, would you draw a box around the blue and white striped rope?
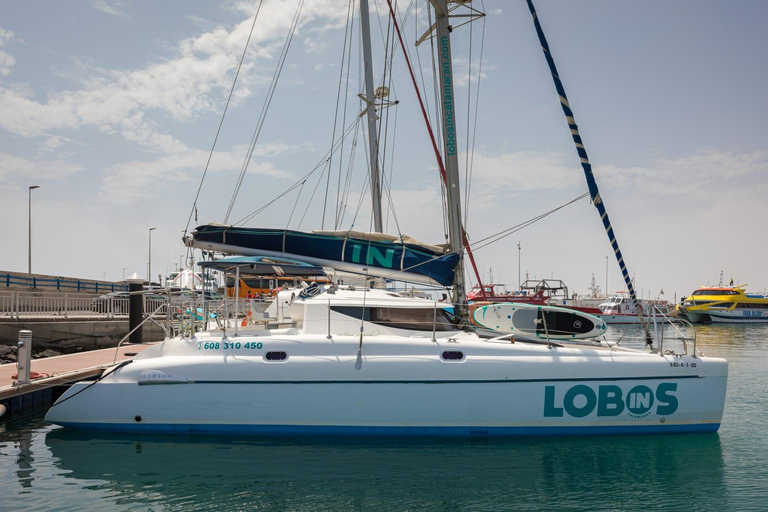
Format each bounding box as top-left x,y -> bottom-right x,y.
525,0 -> 652,345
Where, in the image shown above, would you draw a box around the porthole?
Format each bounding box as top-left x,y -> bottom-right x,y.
441,351 -> 464,361
265,351 -> 288,361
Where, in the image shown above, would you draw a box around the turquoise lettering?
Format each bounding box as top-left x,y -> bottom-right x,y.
543,386 -> 563,417
563,385 -> 597,418
597,385 -> 625,416
351,244 -> 361,263
655,383 -> 678,415
366,247 -> 395,268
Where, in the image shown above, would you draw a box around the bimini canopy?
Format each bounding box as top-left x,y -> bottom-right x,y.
190,224 -> 459,287
197,255 -> 325,277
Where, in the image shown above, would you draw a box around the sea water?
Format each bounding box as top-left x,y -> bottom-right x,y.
2,324 -> 767,511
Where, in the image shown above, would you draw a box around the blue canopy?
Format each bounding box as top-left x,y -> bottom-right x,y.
197,255 -> 325,277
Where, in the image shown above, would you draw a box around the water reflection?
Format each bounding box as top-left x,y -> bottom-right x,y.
25,428 -> 727,511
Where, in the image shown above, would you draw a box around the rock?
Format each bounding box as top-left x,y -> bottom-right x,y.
34,349 -> 63,359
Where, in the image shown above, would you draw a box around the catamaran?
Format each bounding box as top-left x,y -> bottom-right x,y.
46,0 -> 727,435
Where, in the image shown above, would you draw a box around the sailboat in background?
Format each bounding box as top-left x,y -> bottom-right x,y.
46,0 -> 727,436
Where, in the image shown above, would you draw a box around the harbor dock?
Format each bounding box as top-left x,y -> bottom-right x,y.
0,343 -> 156,420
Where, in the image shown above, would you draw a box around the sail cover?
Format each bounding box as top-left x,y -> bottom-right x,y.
190,224 -> 459,287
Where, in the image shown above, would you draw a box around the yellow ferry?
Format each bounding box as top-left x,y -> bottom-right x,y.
680,285 -> 768,323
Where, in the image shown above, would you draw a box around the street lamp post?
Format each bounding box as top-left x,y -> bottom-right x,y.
517,242 -> 521,292
148,227 -> 156,285
28,185 -> 40,274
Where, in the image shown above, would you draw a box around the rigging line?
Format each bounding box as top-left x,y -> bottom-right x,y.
336,8 -> 356,230
224,0 -> 306,224
285,179 -> 307,230
464,1 -> 486,228
298,160 -> 332,230
336,121 -> 361,227
350,134 -> 374,226
183,0 -> 263,236
425,4 -> 449,241
525,0 -> 653,346
427,5 -> 443,166
337,123 -> 361,227
377,3 -> 400,235
463,6 -> 473,220
385,0 -> 486,299
323,0 -> 355,230
412,4 -> 433,125
382,75 -> 402,235
470,192 -> 588,249
234,118 -> 360,227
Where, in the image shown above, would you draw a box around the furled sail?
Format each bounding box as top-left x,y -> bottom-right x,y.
189,224 -> 459,287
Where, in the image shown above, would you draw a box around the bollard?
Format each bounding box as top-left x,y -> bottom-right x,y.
16,330 -> 33,385
127,274 -> 145,344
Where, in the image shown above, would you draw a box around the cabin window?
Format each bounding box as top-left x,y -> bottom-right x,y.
331,306 -> 457,331
441,351 -> 464,361
265,351 -> 288,361
692,290 -> 738,296
687,300 -> 715,306
736,303 -> 768,309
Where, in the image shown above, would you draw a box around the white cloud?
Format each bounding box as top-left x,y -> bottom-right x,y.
0,1 -> 349,153
98,144 -> 294,205
0,151 -> 84,185
90,0 -> 131,20
0,28 -> 18,76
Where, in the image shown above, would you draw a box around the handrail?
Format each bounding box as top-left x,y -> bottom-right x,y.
111,302 -> 169,365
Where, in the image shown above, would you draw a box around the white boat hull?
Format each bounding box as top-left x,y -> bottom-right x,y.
46,335 -> 727,436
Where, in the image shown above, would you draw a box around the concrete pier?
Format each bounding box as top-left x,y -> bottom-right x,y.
0,317 -> 166,355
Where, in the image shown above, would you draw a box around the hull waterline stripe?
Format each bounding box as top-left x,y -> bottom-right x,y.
182,375 -> 703,385
52,422 -> 721,436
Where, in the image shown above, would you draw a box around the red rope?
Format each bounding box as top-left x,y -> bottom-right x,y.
384,0 -> 486,300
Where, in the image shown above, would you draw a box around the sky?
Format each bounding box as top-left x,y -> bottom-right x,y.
1,0 -> 767,301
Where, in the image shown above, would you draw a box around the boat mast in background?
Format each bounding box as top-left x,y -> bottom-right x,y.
359,0 -> 384,233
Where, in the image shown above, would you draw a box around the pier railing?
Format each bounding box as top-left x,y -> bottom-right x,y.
0,291 -> 266,322
1,272 -> 128,293
0,292 -> 168,320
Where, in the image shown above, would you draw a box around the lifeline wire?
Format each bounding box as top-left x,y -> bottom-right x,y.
224,0 -> 306,224
183,0 -> 263,236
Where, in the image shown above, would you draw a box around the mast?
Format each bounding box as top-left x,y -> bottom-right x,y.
359,0 -> 384,233
431,0 -> 466,317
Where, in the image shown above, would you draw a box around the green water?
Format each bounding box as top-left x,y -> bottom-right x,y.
2,324 -> 767,511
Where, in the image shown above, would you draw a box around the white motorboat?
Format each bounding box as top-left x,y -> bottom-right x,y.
597,294 -> 675,325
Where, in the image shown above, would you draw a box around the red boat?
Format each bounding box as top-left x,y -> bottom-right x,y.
467,279 -> 569,305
